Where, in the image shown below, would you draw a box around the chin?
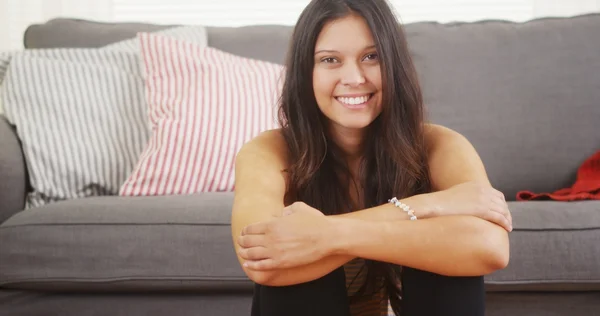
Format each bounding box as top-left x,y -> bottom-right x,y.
335,116 -> 376,130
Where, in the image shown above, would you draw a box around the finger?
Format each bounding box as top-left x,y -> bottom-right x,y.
491,202 -> 512,229
238,247 -> 270,261
243,259 -> 277,271
490,196 -> 512,225
489,188 -> 506,202
483,210 -> 512,232
241,222 -> 268,236
490,196 -> 509,217
238,235 -> 267,248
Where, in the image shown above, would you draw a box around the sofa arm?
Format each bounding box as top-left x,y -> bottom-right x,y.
0,115 -> 26,223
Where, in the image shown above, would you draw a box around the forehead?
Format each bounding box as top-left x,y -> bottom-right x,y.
315,14 -> 375,51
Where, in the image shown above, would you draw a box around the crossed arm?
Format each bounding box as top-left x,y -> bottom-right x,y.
231,124 -> 510,286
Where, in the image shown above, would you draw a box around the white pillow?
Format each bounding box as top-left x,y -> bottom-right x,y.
1,51 -> 150,208
0,51 -> 18,114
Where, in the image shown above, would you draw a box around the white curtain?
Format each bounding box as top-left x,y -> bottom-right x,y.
1,0 -> 599,51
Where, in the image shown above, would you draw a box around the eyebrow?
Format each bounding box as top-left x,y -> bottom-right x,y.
314,44 -> 376,55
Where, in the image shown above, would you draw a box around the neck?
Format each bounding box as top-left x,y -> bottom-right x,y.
328,124 -> 365,171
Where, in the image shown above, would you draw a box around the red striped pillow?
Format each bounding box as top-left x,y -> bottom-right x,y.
119,33 -> 284,196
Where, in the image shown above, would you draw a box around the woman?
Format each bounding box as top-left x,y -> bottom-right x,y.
231,0 -> 512,315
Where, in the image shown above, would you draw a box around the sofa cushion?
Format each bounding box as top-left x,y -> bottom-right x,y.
206,25 -> 293,65
0,116 -> 27,223
0,193 -> 251,292
102,25 -> 208,52
23,18 -> 174,49
1,196 -> 599,292
23,18 -> 294,65
485,201 -> 600,291
405,14 -> 600,200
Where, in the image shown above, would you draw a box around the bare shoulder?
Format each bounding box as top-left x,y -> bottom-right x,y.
424,123 -> 475,155
236,128 -> 288,169
423,123 -> 489,190
232,129 -> 290,274
424,123 -> 463,144
234,128 -> 289,207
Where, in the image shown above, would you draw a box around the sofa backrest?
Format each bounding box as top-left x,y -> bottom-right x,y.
23,15 -> 600,200
23,18 -> 294,64
406,14 -> 600,200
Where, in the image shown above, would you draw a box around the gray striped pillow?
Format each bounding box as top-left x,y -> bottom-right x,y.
103,26 -> 208,52
1,51 -> 150,208
0,51 -> 17,114
0,51 -> 14,84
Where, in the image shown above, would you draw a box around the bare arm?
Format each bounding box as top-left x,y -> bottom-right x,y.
328,215 -> 508,277
231,130 -> 356,285
234,126 -> 509,286
425,123 -> 491,189
323,124 -> 508,276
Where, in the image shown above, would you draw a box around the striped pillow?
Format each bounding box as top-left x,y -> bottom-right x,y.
0,51 -> 15,85
1,51 -> 20,114
1,51 -> 150,208
119,33 -> 284,196
102,25 -> 208,52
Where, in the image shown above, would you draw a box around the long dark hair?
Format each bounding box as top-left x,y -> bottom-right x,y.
277,0 -> 431,314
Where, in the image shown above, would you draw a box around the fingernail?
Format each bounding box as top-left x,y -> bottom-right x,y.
243,262 -> 248,267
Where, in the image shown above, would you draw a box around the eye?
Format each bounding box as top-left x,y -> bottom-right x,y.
363,53 -> 379,61
321,57 -> 339,63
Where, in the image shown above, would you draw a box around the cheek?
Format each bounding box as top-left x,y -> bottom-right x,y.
366,67 -> 382,90
312,69 -> 336,99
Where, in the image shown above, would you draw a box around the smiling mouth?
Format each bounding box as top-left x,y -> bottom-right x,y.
335,94 -> 374,107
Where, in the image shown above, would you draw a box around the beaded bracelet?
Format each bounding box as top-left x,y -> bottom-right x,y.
388,197 -> 417,220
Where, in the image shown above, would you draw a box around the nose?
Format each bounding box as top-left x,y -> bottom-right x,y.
340,62 -> 366,87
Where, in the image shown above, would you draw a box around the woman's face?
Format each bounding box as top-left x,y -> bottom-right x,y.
312,14 -> 383,132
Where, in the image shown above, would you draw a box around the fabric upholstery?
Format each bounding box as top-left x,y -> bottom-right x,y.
2,196 -> 599,292
0,193 -> 249,292
484,201 -> 600,291
23,18 -> 174,49
0,116 -> 26,222
23,18 -> 294,64
102,25 -> 208,52
405,14 -> 600,200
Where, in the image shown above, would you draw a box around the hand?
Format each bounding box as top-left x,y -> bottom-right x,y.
429,181 -> 513,232
237,202 -> 332,270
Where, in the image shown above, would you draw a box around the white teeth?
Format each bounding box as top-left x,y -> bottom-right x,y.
337,95 -> 370,105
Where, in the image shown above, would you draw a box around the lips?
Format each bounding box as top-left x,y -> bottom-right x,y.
335,94 -> 373,107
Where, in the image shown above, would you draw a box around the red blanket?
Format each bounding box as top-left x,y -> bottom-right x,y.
516,150 -> 600,201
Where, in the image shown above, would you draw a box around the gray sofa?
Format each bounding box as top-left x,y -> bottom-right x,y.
1,14 -> 600,316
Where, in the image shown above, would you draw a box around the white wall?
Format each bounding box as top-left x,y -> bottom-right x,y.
1,0 -> 599,51
1,0 -> 112,51
533,0 -> 600,18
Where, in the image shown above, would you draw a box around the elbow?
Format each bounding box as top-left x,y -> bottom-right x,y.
483,247 -> 509,274
245,269 -> 277,286
479,226 -> 510,274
